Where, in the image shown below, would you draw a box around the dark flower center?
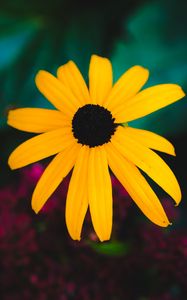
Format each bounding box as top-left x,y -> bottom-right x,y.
72,104 -> 117,147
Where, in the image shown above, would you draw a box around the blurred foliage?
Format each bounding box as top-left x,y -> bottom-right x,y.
111,0 -> 187,136
88,240 -> 131,256
0,0 -> 142,126
1,164 -> 187,298
0,0 -> 186,136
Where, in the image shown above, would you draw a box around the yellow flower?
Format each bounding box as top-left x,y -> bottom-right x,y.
8,55 -> 185,241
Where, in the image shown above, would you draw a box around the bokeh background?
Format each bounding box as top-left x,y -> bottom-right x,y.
0,0 -> 187,299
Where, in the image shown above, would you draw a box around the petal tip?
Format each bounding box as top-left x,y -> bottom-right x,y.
67,60 -> 75,66
57,65 -> 65,77
69,233 -> 81,241
7,114 -> 12,126
177,87 -> 186,101
171,84 -> 186,99
35,70 -> 47,86
158,217 -> 171,228
174,201 -> 180,207
91,54 -> 100,59
178,85 -> 186,96
97,232 -> 111,242
31,200 -> 40,214
90,54 -> 109,63
167,143 -> 176,156
8,155 -> 16,170
7,109 -> 17,127
35,69 -> 44,78
33,208 -> 40,214
135,65 -> 149,71
98,236 -> 110,242
174,189 -> 182,206
132,65 -> 149,77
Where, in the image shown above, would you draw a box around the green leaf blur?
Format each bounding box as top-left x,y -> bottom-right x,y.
88,240 -> 130,256
111,0 -> 187,136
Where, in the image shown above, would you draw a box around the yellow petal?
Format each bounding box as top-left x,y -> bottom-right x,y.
122,126 -> 175,156
57,60 -> 90,106
88,146 -> 113,241
89,55 -> 112,105
35,70 -> 78,117
32,142 -> 80,213
105,143 -> 170,227
8,127 -> 74,169
112,127 -> 181,204
104,65 -> 149,110
114,84 -> 185,123
66,146 -> 89,241
8,108 -> 69,133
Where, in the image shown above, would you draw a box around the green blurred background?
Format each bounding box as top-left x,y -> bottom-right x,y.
0,0 -> 187,299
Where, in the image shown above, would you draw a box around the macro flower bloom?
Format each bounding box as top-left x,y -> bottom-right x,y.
8,55 -> 185,241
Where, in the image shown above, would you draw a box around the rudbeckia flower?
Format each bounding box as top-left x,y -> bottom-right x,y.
8,55 -> 185,241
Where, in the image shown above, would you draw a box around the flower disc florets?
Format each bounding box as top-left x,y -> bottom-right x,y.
72,104 -> 117,147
